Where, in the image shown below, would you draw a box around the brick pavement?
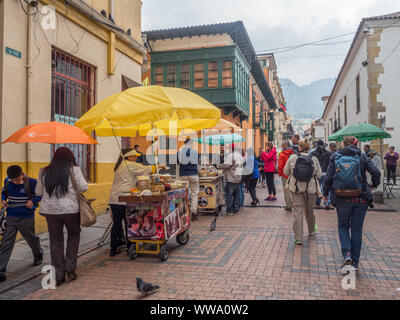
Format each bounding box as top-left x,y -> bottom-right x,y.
4,178 -> 400,300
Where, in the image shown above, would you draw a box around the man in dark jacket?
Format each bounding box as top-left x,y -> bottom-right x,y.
178,138 -> 199,220
290,134 -> 300,155
311,139 -> 331,207
323,136 -> 380,271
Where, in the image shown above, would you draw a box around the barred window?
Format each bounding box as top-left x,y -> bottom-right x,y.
51,48 -> 96,182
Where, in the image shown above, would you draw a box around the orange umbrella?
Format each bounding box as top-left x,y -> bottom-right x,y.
3,122 -> 98,145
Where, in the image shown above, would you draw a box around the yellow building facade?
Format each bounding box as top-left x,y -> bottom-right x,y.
0,0 -> 145,234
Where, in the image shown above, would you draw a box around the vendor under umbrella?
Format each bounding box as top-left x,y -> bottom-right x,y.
108,148 -> 166,257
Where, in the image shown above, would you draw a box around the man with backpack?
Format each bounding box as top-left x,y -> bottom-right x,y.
311,139 -> 332,208
0,165 -> 43,283
284,140 -> 322,245
323,136 -> 380,271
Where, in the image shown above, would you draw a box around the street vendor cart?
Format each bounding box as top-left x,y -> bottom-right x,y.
197,174 -> 224,215
119,187 -> 190,262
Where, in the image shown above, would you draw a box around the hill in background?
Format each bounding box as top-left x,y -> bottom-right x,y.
280,78 -> 336,119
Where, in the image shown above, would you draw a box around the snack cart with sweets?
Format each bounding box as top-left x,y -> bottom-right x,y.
198,166 -> 224,215
119,183 -> 190,262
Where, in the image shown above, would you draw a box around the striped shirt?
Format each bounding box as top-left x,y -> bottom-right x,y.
1,178 -> 41,218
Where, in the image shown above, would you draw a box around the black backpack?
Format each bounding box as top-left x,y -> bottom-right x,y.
293,155 -> 315,182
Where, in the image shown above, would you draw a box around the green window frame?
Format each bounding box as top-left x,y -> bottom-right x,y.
180,63 -> 191,89
208,61 -> 218,88
222,60 -> 233,88
167,64 -> 177,87
194,62 -> 204,89
154,65 -> 164,86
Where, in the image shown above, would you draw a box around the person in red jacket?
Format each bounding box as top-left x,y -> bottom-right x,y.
278,141 -> 294,210
261,143 -> 278,201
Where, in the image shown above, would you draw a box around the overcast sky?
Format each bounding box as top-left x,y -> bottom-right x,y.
142,0 -> 399,86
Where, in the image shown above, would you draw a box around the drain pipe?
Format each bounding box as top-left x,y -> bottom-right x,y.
110,0 -> 114,17
25,1 -> 33,176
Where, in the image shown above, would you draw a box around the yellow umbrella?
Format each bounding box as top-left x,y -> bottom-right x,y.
92,111 -> 219,137
75,86 -> 221,135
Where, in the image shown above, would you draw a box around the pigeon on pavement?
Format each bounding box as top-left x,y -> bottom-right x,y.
209,218 -> 217,232
136,277 -> 160,296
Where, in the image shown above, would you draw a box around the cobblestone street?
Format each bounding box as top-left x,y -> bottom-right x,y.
0,179 -> 397,300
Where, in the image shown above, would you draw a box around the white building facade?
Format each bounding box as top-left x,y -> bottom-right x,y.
322,12 -> 400,153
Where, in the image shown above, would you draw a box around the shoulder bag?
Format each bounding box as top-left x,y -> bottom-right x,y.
70,168 -> 97,227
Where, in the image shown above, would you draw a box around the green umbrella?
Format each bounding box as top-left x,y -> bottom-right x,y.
194,133 -> 245,145
328,123 -> 391,142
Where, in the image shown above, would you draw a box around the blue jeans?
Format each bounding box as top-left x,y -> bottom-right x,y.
225,182 -> 241,213
316,175 -> 332,206
335,198 -> 368,263
239,182 -> 244,208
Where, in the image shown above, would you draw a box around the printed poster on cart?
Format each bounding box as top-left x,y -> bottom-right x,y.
164,189 -> 190,239
126,204 -> 162,240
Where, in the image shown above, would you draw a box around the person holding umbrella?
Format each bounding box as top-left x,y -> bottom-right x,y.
2,122 -> 98,287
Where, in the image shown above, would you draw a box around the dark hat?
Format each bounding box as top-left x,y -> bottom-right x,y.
316,139 -> 325,147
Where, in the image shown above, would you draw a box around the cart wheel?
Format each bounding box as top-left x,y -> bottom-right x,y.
159,245 -> 168,261
176,231 -> 190,245
128,245 -> 138,260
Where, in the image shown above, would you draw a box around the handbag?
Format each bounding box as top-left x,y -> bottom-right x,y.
70,168 -> 97,227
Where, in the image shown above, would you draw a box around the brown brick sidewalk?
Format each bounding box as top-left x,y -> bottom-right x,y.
20,179 -> 400,300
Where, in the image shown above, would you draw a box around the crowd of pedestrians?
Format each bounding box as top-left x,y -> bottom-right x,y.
216,134 -> 387,271
0,134 -> 397,286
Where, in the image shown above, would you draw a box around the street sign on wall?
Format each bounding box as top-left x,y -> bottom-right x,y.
5,47 -> 22,59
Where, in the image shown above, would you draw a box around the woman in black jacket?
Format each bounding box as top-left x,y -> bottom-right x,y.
311,139 -> 332,206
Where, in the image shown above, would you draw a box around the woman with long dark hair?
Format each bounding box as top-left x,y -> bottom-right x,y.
36,147 -> 88,287
108,147 -> 166,257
